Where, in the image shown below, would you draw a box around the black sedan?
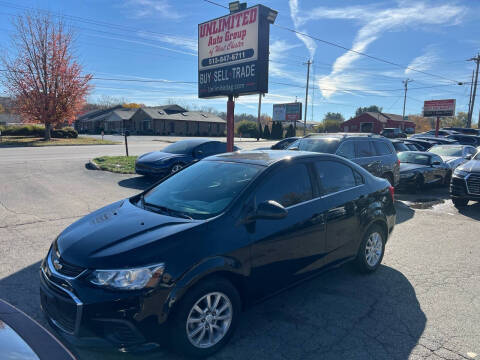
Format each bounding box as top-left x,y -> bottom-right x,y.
398,151 -> 451,190
40,151 -> 395,357
135,139 -> 238,177
255,137 -> 300,150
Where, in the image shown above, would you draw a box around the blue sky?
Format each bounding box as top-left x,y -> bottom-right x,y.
0,0 -> 479,121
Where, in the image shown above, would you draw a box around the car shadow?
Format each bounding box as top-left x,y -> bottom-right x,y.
457,201 -> 480,220
117,176 -> 158,190
0,261 -> 425,360
394,200 -> 415,224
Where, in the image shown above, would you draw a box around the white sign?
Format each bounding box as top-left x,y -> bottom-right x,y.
273,104 -> 286,121
198,6 -> 259,71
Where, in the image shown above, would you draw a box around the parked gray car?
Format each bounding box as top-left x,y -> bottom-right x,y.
427,144 -> 477,170
288,134 -> 400,186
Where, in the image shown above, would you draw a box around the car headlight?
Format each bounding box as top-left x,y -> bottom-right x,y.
89,264 -> 165,290
453,169 -> 468,178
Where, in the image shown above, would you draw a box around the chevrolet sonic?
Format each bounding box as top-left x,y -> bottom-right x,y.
40,151 -> 396,357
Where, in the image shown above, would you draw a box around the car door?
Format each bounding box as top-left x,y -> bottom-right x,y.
314,160 -> 365,263
248,161 -> 328,297
354,140 -> 381,176
429,154 -> 446,182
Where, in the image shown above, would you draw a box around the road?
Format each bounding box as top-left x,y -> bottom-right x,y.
0,139 -> 479,360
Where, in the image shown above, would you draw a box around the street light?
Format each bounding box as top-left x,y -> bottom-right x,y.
229,1 -> 246,13
266,9 -> 278,24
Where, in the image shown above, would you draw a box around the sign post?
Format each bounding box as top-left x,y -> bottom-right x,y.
423,99 -> 456,137
198,3 -> 277,151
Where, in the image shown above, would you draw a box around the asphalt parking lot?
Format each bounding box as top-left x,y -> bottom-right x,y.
1,136 -> 479,360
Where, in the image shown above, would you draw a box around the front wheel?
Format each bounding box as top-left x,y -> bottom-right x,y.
169,277 -> 241,357
355,225 -> 385,273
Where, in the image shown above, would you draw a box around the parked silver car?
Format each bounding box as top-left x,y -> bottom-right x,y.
427,144 -> 477,169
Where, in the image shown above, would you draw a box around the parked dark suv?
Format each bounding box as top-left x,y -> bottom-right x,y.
450,150 -> 480,207
40,151 -> 396,357
288,134 -> 400,186
380,128 -> 407,139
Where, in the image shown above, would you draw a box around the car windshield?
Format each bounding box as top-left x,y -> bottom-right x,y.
288,138 -> 340,153
162,141 -> 197,154
393,142 -> 409,152
142,161 -> 262,219
398,152 -> 431,165
428,146 -> 463,157
474,152 -> 480,160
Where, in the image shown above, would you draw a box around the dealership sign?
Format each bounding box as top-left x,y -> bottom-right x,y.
272,103 -> 302,121
198,5 -> 270,98
423,99 -> 456,117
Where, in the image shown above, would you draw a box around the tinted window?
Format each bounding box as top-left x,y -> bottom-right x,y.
431,155 -> 443,164
163,140 -> 197,154
144,161 -> 261,219
195,142 -> 217,157
398,152 -> 431,165
288,138 -> 340,153
315,161 -> 357,194
255,163 -> 313,207
392,142 -> 409,152
212,142 -> 227,154
373,141 -> 393,155
336,141 -> 355,159
355,141 -> 374,157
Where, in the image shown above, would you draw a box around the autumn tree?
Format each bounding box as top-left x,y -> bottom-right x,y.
0,12 -> 92,139
355,105 -> 382,117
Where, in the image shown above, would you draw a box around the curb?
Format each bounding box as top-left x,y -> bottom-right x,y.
87,159 -> 101,170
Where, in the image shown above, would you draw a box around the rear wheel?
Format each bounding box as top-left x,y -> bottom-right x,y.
452,198 -> 468,207
355,225 -> 385,273
169,277 -> 241,357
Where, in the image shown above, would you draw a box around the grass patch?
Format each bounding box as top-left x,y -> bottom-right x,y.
92,156 -> 138,174
0,136 -> 119,147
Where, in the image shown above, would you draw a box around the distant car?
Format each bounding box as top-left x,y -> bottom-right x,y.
398,151 -> 451,191
450,151 -> 480,207
446,134 -> 480,147
380,128 -> 407,138
412,129 -> 459,138
0,299 -> 76,360
255,137 -> 300,150
135,139 -> 239,177
288,134 -> 400,185
391,139 -> 410,153
403,141 -> 422,151
40,150 -> 396,357
411,136 -> 459,145
427,144 -> 477,170
404,138 -> 436,151
442,127 -> 480,136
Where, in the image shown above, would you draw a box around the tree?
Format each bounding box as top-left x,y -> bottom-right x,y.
355,105 -> 383,117
122,102 -> 144,109
271,122 -> 283,139
0,12 -> 92,139
323,112 -> 345,122
285,124 -> 295,138
263,123 -> 271,139
236,120 -> 258,138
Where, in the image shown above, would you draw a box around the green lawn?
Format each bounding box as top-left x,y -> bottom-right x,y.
0,136 -> 119,147
92,156 -> 138,174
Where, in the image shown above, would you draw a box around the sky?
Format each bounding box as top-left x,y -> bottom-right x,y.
0,0 -> 479,122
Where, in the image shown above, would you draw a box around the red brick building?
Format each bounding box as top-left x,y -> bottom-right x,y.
340,112 -> 416,134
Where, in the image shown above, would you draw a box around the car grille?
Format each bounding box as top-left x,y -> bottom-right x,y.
466,174 -> 480,195
50,247 -> 85,278
41,291 -> 77,333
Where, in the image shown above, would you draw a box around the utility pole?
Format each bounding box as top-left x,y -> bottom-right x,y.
256,93 -> 262,141
402,79 -> 413,129
467,70 -> 474,118
303,59 -> 312,136
467,53 -> 480,128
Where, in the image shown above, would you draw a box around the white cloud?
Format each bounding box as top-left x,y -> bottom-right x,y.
405,47 -> 438,75
124,0 -> 182,20
269,40 -> 303,83
137,31 -> 198,53
288,0 -> 316,59
297,2 -> 466,98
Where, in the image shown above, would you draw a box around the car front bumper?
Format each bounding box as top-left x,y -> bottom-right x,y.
39,254 -> 174,350
135,162 -> 170,177
450,175 -> 480,201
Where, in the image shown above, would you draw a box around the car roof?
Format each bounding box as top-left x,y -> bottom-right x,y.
400,151 -> 433,156
206,150 -> 339,166
306,132 -> 382,139
172,138 -> 220,146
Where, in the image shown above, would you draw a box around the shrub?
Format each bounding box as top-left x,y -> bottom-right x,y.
263,124 -> 271,139
51,127 -> 78,138
270,122 -> 283,139
236,120 -> 258,138
285,124 -> 295,138
0,124 -> 78,138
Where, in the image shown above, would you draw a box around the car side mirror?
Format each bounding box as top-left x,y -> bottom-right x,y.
288,146 -> 299,151
431,160 -> 441,166
244,200 -> 287,223
465,154 -> 473,160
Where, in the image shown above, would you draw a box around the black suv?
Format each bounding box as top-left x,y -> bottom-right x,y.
380,128 -> 407,139
450,150 -> 480,207
288,134 -> 400,186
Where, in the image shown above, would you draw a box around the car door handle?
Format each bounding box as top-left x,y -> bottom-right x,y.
310,213 -> 325,224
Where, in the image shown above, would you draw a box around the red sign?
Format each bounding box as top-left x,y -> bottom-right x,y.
423,99 -> 455,117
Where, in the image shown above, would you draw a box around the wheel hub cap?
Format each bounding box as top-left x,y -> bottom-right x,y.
365,232 -> 383,267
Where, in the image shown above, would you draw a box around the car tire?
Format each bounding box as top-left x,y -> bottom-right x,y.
444,171 -> 452,185
355,225 -> 385,273
170,163 -> 183,174
169,277 -> 241,358
452,198 -> 469,207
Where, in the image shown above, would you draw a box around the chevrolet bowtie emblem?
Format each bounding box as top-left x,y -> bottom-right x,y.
53,258 -> 63,271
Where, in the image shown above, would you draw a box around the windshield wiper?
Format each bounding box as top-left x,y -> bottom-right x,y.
143,202 -> 193,220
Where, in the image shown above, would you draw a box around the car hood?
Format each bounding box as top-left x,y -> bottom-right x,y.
137,151 -> 187,163
457,159 -> 480,173
56,199 -> 203,269
400,163 -> 427,172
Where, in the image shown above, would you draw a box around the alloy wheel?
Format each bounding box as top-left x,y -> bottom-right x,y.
186,292 -> 233,349
365,232 -> 383,267
171,164 -> 183,173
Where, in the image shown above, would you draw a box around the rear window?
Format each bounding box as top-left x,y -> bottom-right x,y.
392,142 -> 409,152
355,141 -> 374,157
373,141 -> 393,155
